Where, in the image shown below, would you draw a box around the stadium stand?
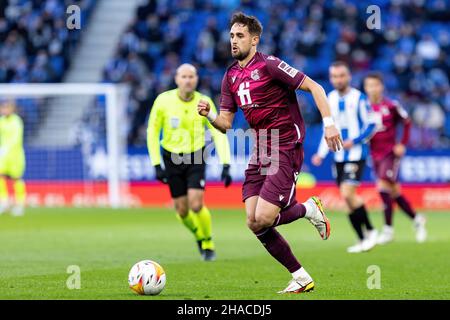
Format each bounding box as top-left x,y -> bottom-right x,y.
0,0 -> 96,139
103,0 -> 450,149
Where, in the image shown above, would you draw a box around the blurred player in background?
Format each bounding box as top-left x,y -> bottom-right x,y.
312,62 -> 378,253
364,72 -> 427,244
148,63 -> 232,261
0,100 -> 26,216
198,12 -> 342,293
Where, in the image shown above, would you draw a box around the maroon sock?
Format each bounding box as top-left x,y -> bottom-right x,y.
254,227 -> 301,273
395,195 -> 416,219
272,202 -> 306,227
379,191 -> 394,226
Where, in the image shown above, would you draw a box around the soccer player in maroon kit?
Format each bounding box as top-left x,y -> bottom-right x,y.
364,73 -> 427,244
197,12 -> 343,293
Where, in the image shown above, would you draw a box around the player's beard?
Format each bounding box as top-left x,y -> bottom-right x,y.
232,48 -> 250,61
335,83 -> 350,92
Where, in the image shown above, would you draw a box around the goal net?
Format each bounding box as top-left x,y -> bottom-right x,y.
0,83 -> 130,208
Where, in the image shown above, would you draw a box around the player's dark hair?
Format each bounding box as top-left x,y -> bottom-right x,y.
230,12 -> 263,37
330,61 -> 350,70
364,72 -> 384,84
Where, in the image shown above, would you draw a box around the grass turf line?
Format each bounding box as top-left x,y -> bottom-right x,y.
0,207 -> 449,300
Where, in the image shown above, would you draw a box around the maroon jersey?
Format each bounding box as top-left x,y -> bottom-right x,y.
220,52 -> 306,150
370,97 -> 411,161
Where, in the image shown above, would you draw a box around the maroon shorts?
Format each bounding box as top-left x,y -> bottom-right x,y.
373,152 -> 401,183
242,144 -> 304,208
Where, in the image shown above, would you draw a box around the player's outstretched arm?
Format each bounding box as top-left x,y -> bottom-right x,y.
197,99 -> 234,134
298,77 -> 343,152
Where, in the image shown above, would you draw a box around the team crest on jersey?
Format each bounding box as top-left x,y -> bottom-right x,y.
251,69 -> 260,81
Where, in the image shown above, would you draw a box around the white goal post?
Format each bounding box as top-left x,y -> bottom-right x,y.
0,83 -> 130,208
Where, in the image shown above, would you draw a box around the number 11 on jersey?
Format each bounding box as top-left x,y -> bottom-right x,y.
237,82 -> 252,105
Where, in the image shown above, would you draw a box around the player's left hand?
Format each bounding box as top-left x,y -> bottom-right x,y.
221,164 -> 232,187
393,143 -> 406,157
342,139 -> 354,150
325,125 -> 343,152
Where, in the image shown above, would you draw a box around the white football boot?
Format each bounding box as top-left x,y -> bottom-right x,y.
362,229 -> 378,251
414,214 -> 427,243
347,241 -> 365,253
278,269 -> 315,294
377,225 -> 394,245
304,196 -> 331,240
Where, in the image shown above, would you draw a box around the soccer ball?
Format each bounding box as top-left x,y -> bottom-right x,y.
128,260 -> 166,295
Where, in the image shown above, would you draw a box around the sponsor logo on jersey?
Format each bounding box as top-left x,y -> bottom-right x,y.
267,55 -> 276,60
277,61 -> 298,78
240,103 -> 260,109
231,76 -> 236,83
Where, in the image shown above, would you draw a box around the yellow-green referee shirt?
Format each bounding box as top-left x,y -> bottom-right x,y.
0,113 -> 26,178
147,89 -> 231,166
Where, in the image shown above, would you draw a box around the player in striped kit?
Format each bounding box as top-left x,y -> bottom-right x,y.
312,61 -> 378,253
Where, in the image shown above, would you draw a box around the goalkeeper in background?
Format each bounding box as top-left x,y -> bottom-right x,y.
0,100 -> 26,216
147,63 -> 232,261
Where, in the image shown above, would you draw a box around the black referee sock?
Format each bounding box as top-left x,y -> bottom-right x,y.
348,211 -> 365,240
354,205 -> 374,231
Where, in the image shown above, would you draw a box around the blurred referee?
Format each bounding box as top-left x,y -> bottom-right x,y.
147,63 -> 232,261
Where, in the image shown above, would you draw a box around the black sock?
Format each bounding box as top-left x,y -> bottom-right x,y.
348,211 -> 364,240
354,205 -> 374,231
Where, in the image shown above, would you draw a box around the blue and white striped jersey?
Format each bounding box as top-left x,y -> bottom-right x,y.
317,87 -> 376,163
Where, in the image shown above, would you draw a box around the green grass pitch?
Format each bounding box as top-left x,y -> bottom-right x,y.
0,207 -> 449,300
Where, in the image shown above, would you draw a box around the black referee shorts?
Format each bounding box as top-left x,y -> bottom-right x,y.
162,148 -> 206,198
